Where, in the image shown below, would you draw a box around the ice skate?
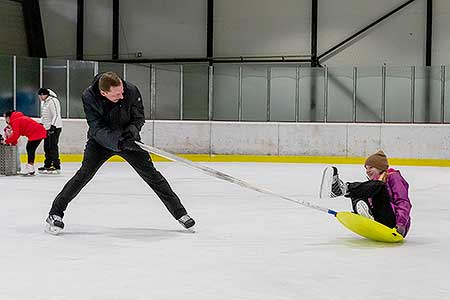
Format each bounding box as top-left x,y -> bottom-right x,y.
38,165 -> 61,174
45,215 -> 64,235
330,167 -> 347,198
320,166 -> 347,199
178,214 -> 195,232
38,165 -> 51,174
46,166 -> 61,174
354,200 -> 374,220
20,164 -> 35,176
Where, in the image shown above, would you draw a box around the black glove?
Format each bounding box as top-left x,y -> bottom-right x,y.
118,138 -> 140,152
48,125 -> 57,135
123,124 -> 140,140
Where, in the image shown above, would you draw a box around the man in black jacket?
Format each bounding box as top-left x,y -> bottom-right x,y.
45,72 -> 195,234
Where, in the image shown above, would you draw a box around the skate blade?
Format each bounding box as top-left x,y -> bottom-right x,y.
38,170 -> 61,175
45,224 -> 62,235
179,222 -> 196,233
21,173 -> 35,177
185,227 -> 196,233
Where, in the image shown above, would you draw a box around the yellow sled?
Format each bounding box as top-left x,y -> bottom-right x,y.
336,211 -> 404,243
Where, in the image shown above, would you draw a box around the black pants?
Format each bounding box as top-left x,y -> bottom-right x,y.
44,128 -> 61,168
26,139 -> 43,164
49,139 -> 188,220
346,180 -> 396,228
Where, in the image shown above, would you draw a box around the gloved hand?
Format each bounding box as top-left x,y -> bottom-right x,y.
118,138 -> 139,152
123,124 -> 140,140
395,224 -> 406,237
48,125 -> 57,135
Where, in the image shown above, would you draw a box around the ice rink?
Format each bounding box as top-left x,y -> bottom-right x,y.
1,161 -> 449,300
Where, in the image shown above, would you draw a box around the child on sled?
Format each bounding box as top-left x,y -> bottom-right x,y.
330,150 -> 412,237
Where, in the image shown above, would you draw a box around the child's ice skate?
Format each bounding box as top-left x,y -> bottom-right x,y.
353,199 -> 374,220
330,167 -> 347,197
320,166 -> 347,198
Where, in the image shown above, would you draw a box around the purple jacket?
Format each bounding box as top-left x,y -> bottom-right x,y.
385,168 -> 412,235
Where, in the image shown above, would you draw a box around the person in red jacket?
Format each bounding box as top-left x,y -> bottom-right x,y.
3,110 -> 47,175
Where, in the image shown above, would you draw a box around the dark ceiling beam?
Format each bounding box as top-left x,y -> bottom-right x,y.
207,0 -> 214,66
101,57 -> 311,64
311,0 -> 318,67
424,0 -> 433,122
309,0 -> 319,121
112,0 -> 119,60
76,0 -> 84,60
425,0 -> 432,66
22,0 -> 46,57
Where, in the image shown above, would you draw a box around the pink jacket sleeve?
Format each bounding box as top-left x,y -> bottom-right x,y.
387,171 -> 412,227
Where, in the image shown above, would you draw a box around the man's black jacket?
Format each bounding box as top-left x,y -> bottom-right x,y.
82,74 -> 145,151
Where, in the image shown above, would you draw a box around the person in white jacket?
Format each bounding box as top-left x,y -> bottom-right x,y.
37,88 -> 63,173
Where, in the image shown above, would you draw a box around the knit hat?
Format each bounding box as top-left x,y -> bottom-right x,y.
364,150 -> 389,171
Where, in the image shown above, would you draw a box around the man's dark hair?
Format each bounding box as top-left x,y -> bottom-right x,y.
99,72 -> 122,92
38,88 -> 50,96
3,110 -> 15,118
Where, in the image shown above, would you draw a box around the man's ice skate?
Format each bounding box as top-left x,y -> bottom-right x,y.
354,200 -> 374,220
38,166 -> 51,174
45,215 -> 64,235
47,166 -> 61,174
330,167 -> 347,198
38,165 -> 50,173
178,214 -> 195,232
38,166 -> 61,174
20,164 -> 35,176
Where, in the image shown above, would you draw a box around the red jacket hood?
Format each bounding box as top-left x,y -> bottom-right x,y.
9,111 -> 25,122
4,111 -> 46,145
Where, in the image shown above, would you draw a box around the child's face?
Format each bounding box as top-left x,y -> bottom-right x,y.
365,165 -> 382,180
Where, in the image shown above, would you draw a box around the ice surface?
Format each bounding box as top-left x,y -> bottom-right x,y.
1,162 -> 449,300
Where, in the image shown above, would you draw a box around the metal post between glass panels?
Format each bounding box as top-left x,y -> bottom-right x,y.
266,67 -> 271,121
39,58 -> 43,88
13,56 -> 16,110
238,66 -> 242,121
123,64 -> 127,81
66,60 -> 70,118
441,65 -> 445,123
150,64 -> 156,120
324,66 -> 328,122
410,66 -> 415,123
352,66 -> 357,122
381,65 -> 386,123
94,61 -> 98,76
179,65 -> 183,120
208,66 -> 213,121
295,66 -> 300,122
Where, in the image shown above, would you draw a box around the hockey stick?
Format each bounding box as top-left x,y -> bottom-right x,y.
136,141 -> 332,214
136,141 -> 403,243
